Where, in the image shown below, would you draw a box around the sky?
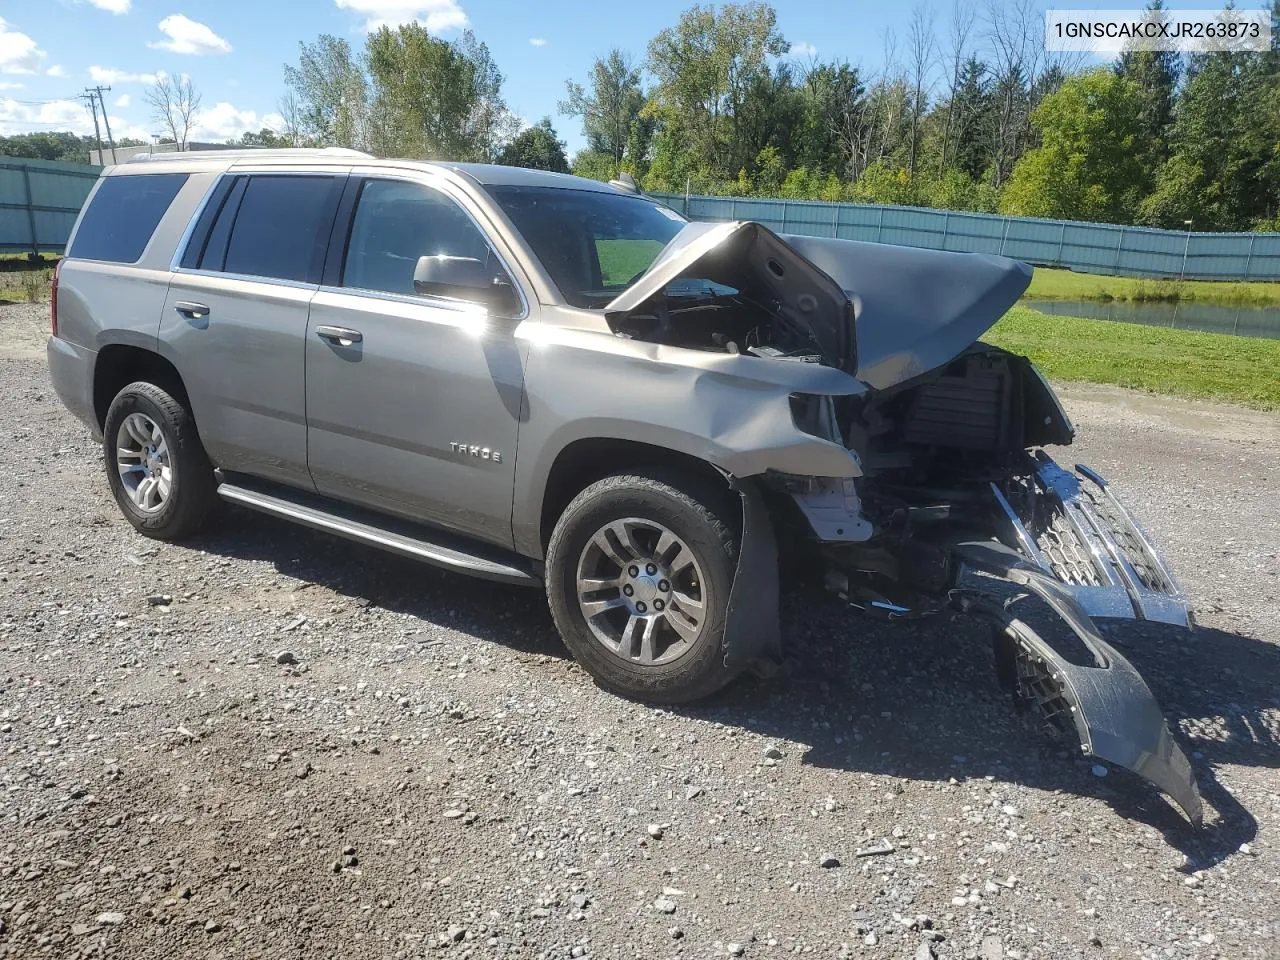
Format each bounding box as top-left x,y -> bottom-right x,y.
0,0 -> 1197,156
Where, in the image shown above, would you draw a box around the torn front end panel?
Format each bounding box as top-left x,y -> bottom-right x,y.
953,540 -> 1203,826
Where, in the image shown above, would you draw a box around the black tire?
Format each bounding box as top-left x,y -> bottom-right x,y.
103,380 -> 218,540
545,468 -> 742,703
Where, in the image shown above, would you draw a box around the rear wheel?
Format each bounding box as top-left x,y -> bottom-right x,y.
545,469 -> 741,703
103,381 -> 218,540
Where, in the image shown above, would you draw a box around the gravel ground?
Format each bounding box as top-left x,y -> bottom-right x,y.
1,301 -> 1277,960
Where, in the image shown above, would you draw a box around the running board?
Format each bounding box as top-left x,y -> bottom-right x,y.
216,480 -> 540,586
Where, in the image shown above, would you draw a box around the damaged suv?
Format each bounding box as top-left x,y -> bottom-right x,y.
48,151 -> 1200,824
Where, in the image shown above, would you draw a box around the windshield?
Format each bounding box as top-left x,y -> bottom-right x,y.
485,185 -> 686,308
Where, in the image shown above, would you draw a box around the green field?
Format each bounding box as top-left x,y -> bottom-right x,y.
1024,267 -> 1280,307
987,306 -> 1280,410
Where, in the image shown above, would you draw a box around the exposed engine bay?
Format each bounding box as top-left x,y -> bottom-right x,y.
605,220 -> 1203,826
608,286 -> 827,361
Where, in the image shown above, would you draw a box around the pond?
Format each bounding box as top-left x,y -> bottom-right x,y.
1024,298 -> 1280,340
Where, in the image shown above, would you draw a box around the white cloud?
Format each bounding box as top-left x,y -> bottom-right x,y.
148,14 -> 232,55
0,94 -> 151,142
107,117 -> 151,142
0,18 -> 47,74
335,0 -> 468,33
529,37 -> 546,47
0,97 -> 90,135
791,41 -> 818,57
90,65 -> 162,84
47,64 -> 66,77
113,93 -> 131,108
0,81 -> 23,90
190,101 -> 276,141
85,0 -> 132,13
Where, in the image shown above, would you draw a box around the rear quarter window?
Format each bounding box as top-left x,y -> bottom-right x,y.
68,173 -> 189,264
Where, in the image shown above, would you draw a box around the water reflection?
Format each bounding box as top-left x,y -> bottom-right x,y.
1025,298 -> 1280,340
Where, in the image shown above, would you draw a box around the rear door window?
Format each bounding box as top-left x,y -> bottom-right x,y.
68,173 -> 189,264
189,175 -> 342,284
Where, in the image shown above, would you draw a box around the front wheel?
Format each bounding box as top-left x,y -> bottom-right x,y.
545,469 -> 741,703
102,380 -> 218,540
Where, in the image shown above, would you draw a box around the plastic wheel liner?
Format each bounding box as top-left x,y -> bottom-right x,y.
952,539 -> 1203,827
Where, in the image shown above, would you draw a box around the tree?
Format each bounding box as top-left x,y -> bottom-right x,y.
905,4 -> 936,182
497,118 -> 569,172
146,75 -> 202,150
938,2 -> 977,174
645,2 -> 789,182
276,91 -> 308,147
1141,19 -> 1278,231
559,49 -> 644,174
283,35 -> 367,149
233,128 -> 292,148
948,57 -> 991,180
1114,0 -> 1180,166
363,24 -> 517,160
0,132 -> 96,163
795,62 -> 864,178
1000,69 -> 1148,222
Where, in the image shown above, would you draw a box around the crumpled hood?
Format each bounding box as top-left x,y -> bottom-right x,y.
606,220 -> 1031,390
782,235 -> 1032,390
605,221 -> 855,372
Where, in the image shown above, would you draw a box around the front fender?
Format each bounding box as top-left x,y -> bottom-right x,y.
513,325 -> 865,556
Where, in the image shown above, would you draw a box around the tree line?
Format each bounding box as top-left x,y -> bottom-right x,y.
554,0 -> 1280,232
274,0 -> 1280,233
6,0 -> 1277,232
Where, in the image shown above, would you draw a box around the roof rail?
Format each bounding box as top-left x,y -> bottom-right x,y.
127,147 -> 372,163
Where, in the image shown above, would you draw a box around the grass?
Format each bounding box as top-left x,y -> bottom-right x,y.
0,266 -> 51,303
595,238 -> 665,287
1024,267 -> 1280,307
986,305 -> 1280,410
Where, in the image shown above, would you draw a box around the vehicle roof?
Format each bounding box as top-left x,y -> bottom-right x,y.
114,148 -> 629,195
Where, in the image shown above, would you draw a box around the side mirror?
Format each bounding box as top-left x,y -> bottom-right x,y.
413,255 -> 519,315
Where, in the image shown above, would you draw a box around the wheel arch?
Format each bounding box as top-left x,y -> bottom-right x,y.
536,437 -> 731,557
93,345 -> 190,430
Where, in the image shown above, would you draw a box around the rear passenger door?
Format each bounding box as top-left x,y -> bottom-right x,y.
304,174 -> 530,549
160,172 -> 345,489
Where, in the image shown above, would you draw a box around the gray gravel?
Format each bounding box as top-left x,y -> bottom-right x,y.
2,301 -> 1278,959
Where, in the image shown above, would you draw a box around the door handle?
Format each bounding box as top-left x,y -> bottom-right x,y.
315,325 -> 363,347
174,300 -> 210,319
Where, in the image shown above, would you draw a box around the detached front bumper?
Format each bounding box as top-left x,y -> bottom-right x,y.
957,456 -> 1202,826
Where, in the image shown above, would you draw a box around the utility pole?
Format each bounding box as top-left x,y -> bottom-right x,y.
80,92 -> 104,165
90,85 -> 117,164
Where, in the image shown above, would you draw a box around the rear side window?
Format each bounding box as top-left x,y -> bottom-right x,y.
195,175 -> 341,283
68,173 -> 188,264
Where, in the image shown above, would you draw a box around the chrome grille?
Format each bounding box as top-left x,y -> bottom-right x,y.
1036,509 -> 1104,587
1079,487 -> 1172,593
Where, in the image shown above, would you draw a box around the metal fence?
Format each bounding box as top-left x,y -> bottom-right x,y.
0,158 -> 100,256
653,193 -> 1280,283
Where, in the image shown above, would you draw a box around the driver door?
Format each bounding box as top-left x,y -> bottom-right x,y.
304,175 -> 530,549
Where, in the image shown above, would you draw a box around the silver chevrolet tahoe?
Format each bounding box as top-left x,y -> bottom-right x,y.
48,149 -> 1202,824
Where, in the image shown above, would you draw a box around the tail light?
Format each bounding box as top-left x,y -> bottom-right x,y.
50,259 -> 61,338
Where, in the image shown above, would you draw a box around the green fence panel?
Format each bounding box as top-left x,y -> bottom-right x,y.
651,192 -> 1280,282
0,158 -> 101,255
